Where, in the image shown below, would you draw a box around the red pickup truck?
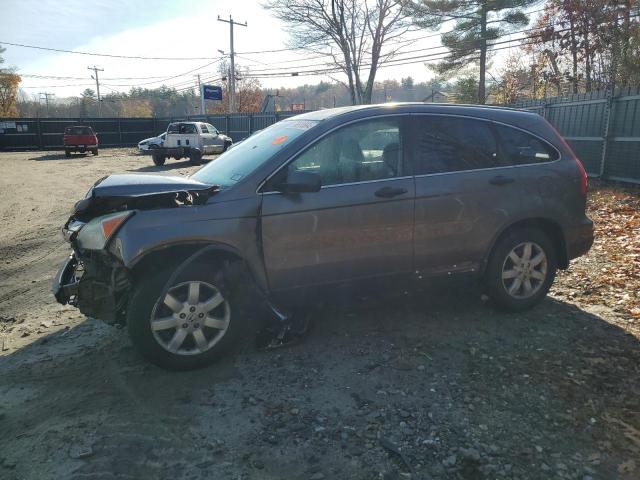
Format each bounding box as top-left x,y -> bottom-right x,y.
64,126 -> 99,157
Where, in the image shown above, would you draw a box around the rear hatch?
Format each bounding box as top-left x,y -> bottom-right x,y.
64,126 -> 97,146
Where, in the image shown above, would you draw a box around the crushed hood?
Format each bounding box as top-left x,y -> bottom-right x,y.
72,174 -> 219,221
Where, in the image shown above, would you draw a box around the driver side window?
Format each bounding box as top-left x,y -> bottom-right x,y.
287,118 -> 402,187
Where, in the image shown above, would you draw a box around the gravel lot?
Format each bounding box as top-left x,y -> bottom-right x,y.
1,149 -> 639,480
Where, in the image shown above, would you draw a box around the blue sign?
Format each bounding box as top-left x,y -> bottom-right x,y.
202,85 -> 222,101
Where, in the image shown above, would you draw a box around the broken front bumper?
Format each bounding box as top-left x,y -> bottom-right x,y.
52,250 -> 131,325
52,253 -> 80,305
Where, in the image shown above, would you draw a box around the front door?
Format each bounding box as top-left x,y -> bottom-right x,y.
260,116 -> 414,292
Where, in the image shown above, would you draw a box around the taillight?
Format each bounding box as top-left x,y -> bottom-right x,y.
575,157 -> 587,195
544,119 -> 587,196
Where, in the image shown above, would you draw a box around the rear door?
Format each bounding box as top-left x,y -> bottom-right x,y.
260,116 -> 415,292
409,114 -> 523,276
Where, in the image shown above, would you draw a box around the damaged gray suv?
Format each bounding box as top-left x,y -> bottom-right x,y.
53,104 -> 594,370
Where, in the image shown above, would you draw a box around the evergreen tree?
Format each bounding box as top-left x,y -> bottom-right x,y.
407,0 -> 538,104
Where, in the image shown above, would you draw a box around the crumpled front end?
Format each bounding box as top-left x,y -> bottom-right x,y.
52,173 -> 221,325
53,221 -> 132,325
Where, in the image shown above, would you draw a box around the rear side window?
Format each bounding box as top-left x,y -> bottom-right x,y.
494,124 -> 559,165
412,116 -> 499,175
65,126 -> 93,135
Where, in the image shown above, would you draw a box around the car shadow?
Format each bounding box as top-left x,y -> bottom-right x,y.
129,159 -> 195,172
2,286 -> 639,479
30,152 -> 94,161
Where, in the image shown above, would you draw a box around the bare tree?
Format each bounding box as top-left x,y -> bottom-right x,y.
264,0 -> 411,105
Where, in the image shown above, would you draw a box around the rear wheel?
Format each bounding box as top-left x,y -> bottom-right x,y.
484,228 -> 557,312
92,148 -> 99,156
152,154 -> 166,166
127,262 -> 251,370
189,149 -> 202,166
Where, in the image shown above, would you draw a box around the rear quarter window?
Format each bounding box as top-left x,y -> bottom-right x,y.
494,124 -> 559,165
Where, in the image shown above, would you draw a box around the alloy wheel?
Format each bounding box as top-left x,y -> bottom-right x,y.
150,281 -> 230,356
501,242 -> 548,299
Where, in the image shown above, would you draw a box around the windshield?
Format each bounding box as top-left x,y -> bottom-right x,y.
65,126 -> 93,135
191,119 -> 318,187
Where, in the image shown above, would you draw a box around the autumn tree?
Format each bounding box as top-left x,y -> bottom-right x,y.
492,53 -> 545,103
0,46 -> 21,117
208,61 -> 263,113
406,0 -> 538,104
525,1 -> 639,93
264,0 -> 411,105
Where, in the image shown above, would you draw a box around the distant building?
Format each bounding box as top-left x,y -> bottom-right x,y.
422,91 -> 450,103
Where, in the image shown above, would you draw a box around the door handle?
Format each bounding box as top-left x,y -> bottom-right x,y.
375,186 -> 408,198
489,175 -> 515,186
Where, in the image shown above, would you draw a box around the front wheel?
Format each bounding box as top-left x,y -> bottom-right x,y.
152,154 -> 166,166
127,263 -> 250,370
92,148 -> 99,156
188,149 -> 202,166
64,149 -> 71,158
484,228 -> 557,312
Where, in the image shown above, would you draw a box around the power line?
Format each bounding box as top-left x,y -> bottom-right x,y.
102,59 -> 223,87
233,6 -> 547,56
0,41 -> 223,61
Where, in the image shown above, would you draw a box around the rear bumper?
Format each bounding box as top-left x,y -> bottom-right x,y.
566,217 -> 594,261
65,145 -> 98,151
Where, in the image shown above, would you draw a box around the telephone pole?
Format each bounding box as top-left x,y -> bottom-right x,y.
217,15 -> 247,113
87,66 -> 104,117
197,74 -> 205,117
39,92 -> 55,116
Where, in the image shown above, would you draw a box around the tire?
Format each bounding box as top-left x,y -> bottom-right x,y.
127,261 -> 251,370
152,154 -> 166,166
484,227 -> 557,312
188,149 -> 202,166
222,141 -> 230,152
64,149 -> 71,158
92,148 -> 99,156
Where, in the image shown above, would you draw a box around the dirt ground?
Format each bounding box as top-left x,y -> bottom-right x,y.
1,148 -> 639,480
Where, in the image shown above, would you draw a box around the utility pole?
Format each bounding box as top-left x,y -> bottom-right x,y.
87,66 -> 104,117
217,14 -> 247,113
197,74 -> 205,117
39,92 -> 54,116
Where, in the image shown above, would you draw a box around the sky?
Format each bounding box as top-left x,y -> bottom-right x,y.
0,0 -> 533,102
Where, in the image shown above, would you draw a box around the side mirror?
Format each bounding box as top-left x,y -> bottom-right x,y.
275,171 -> 321,193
